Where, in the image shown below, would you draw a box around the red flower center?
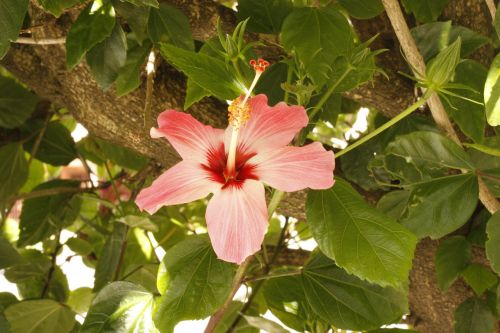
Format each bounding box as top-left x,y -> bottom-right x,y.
203,143 -> 258,188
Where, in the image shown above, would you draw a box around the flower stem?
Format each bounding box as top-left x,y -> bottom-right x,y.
335,91 -> 432,158
267,190 -> 284,216
309,67 -> 352,120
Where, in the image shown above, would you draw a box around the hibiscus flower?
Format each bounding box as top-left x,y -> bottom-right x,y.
136,61 -> 335,264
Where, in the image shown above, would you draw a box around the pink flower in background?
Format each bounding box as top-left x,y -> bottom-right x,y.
136,93 -> 335,264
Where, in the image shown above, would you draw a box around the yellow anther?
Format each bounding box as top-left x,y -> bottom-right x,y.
228,96 -> 251,129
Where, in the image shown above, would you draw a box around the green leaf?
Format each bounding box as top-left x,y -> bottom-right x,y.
495,2 -> 500,39
401,174 -> 478,238
18,179 -> 80,246
385,131 -> 474,171
213,301 -> 259,333
485,52 -> 500,126
454,297 -> 495,333
0,143 -> 28,205
159,44 -> 241,101
338,0 -> 384,19
4,299 -> 76,333
460,264 -> 497,295
236,0 -> 292,33
93,223 -> 128,291
77,136 -> 148,170
306,178 -> 416,288
81,281 -> 158,332
465,143 -> 500,157
66,1 -> 116,69
243,316 -> 289,333
0,0 -> 29,59
125,0 -> 158,7
24,121 -> 78,166
401,0 -> 450,23
255,62 -> 289,106
117,215 -> 158,232
281,6 -> 352,86
263,276 -> 312,332
0,75 -> 38,129
154,235 -> 235,333
86,24 -> 127,90
376,190 -> 411,220
485,212 -> 500,275
301,252 -> 408,331
0,237 -> 24,269
20,158 -> 45,193
412,21 -> 489,62
116,39 -> 152,96
66,237 -> 93,256
38,0 -> 81,17
443,60 -> 486,143
435,236 -> 471,291
112,0 -> 150,45
426,37 -> 461,89
148,3 -> 193,50
67,287 -> 94,314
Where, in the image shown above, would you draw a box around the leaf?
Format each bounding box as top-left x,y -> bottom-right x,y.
38,0 -> 81,17
443,60 -> 486,143
306,178 -> 416,288
460,264 -> 497,295
81,281 -> 158,332
468,137 -> 500,197
426,37 -> 461,88
263,276 -> 312,332
454,297 -> 495,333
401,0 -> 450,23
376,190 -> 411,220
236,0 -> 292,33
18,179 -> 80,246
65,1 -> 116,69
243,316 -> 289,333
412,21 -> 489,62
117,215 -> 158,232
401,174 -> 478,238
465,143 -> 500,157
281,6 -> 352,86
385,131 -> 474,171
154,235 -> 235,333
77,136 -> 148,170
125,0 -> 158,7
486,212 -> 500,275
213,301 -> 258,333
255,62 -> 289,106
148,3 -> 193,50
301,252 -> 408,331
67,287 -> 94,314
93,223 -> 128,291
24,121 -> 78,166
435,236 -> 471,291
116,39 -> 152,96
65,237 -> 93,256
0,237 -> 24,269
496,1 -> 500,39
4,299 -> 76,333
86,24 -> 127,90
112,0 -> 150,45
0,0 -> 29,59
485,52 -> 500,126
159,44 -> 242,101
338,0 -> 384,19
0,143 -> 28,205
0,75 -> 38,129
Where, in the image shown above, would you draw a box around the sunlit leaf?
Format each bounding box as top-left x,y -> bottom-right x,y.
485,52 -> 500,126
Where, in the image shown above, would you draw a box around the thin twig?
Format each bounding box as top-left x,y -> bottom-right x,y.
203,257 -> 253,333
41,229 -> 62,298
15,37 -> 66,45
381,0 -> 499,213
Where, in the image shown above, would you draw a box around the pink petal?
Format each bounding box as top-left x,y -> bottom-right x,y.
249,142 -> 335,192
226,94 -> 309,154
136,161 -> 220,214
151,110 -> 224,163
206,180 -> 268,264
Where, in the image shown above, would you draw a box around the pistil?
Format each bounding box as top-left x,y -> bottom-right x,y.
226,59 -> 269,175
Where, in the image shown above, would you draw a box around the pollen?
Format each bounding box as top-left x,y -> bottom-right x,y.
250,58 -> 270,73
228,96 -> 251,129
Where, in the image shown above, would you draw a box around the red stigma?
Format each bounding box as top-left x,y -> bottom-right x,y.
250,58 -> 270,73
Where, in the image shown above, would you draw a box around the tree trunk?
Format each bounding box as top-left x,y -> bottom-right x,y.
1,1 -> 496,331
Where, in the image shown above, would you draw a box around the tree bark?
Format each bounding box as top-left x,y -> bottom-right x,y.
1,1 -> 496,332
